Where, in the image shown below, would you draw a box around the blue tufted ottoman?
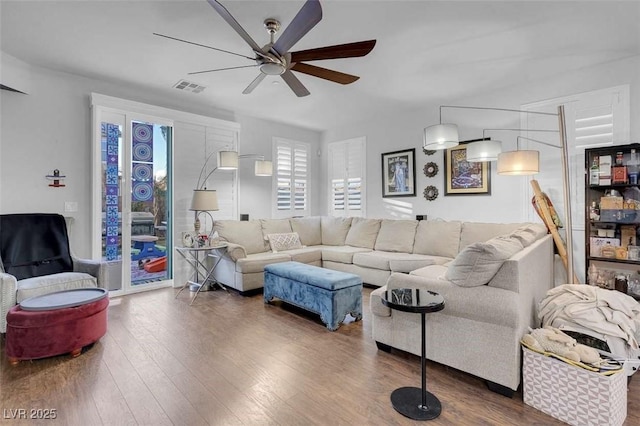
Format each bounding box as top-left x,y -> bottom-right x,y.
264,261 -> 363,331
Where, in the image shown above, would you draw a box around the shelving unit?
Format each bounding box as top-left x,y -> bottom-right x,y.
585,143 -> 640,298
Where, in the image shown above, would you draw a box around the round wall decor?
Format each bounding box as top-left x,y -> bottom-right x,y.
424,185 -> 438,201
423,162 -> 438,178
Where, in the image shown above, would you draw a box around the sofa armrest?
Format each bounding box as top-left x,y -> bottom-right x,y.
73,257 -> 119,290
0,272 -> 18,333
370,285 -> 391,317
224,242 -> 247,262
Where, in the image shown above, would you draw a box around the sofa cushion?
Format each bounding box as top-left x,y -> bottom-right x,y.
284,247 -> 322,264
290,216 -> 322,246
261,219 -> 294,252
509,223 -> 548,247
445,236 -> 523,287
261,219 -> 293,236
214,220 -> 266,255
321,217 -> 353,246
374,220 -> 418,252
413,220 -> 462,258
16,272 -> 97,303
389,257 -> 450,273
459,222 -> 525,251
345,218 -> 381,249
265,232 -> 303,253
409,264 -> 449,279
321,246 -> 371,264
353,251 -> 437,271
235,252 -> 291,274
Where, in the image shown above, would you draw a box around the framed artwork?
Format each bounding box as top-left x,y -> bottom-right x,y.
382,148 -> 416,197
443,139 -> 491,196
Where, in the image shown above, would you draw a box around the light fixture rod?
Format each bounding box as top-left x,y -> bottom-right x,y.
558,105 -> 574,285
482,128 -> 558,139
440,105 -> 558,119
196,150 -> 220,190
516,136 -> 561,150
238,154 -> 265,160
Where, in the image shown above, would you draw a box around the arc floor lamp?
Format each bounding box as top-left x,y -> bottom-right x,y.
424,105 -> 574,284
191,150 -> 273,236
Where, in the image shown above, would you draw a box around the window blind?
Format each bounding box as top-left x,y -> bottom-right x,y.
328,137 -> 366,217
273,138 -> 309,217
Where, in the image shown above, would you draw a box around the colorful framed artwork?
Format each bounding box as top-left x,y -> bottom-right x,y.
443,139 -> 491,196
382,148 -> 416,197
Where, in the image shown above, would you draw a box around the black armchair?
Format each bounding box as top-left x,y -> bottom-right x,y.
0,213 -> 112,332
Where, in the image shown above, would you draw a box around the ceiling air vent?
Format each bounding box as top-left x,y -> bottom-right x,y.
173,79 -> 206,94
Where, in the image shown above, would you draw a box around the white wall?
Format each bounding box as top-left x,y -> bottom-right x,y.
0,52 -> 32,94
235,114 -> 321,220
321,55 -> 640,283
0,64 -> 321,257
321,55 -> 640,221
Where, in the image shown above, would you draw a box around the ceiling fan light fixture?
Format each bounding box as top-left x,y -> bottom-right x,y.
260,63 -> 286,75
423,124 -> 459,150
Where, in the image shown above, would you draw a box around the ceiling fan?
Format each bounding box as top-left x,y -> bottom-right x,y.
154,0 -> 376,97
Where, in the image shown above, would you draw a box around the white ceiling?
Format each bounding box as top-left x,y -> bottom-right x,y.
2,0 -> 639,131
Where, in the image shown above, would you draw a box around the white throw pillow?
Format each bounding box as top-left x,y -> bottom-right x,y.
266,232 -> 304,253
445,236 -> 523,287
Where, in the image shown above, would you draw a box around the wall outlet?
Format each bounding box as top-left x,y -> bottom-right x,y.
64,201 -> 78,212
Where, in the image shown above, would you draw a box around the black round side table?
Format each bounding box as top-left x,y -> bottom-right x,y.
381,287 -> 445,420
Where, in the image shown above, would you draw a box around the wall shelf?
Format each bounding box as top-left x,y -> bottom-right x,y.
46,169 -> 66,187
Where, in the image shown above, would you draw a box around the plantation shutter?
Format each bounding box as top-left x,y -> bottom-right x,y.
328,137 -> 366,217
273,138 -> 310,218
276,143 -> 292,211
329,142 -> 347,215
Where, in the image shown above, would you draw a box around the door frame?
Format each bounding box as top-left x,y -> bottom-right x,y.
90,93 -> 241,295
91,107 -> 174,295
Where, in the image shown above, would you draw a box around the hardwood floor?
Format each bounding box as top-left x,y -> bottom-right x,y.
1,286 -> 638,425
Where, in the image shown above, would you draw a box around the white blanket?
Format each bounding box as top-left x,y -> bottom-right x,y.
538,284 -> 640,349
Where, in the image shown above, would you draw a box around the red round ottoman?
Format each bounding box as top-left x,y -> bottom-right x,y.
5,288 -> 109,365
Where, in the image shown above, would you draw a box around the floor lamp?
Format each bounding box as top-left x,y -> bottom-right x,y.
424,105 -> 574,284
191,149 -> 273,234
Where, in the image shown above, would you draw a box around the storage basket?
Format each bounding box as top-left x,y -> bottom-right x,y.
522,347 -> 627,426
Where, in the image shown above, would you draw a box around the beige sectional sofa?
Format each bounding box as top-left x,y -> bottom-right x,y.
213,216 -> 457,293
212,216 -> 554,395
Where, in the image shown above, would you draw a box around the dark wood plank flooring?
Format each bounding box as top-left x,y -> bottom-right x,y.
1,287 -> 638,425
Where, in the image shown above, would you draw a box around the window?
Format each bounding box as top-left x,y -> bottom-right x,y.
273,138 -> 310,217
328,137 -> 366,217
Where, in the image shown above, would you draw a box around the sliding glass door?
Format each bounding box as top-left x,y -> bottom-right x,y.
95,110 -> 173,294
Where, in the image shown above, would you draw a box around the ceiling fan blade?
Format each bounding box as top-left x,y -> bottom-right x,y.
206,0 -> 263,52
153,33 -> 255,60
281,70 -> 310,97
272,0 -> 322,56
291,63 -> 359,85
188,64 -> 260,75
290,40 -> 376,62
243,73 -> 267,94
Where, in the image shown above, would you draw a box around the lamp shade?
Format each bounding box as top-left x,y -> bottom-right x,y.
190,189 -> 219,211
217,151 -> 239,170
497,150 -> 539,175
466,140 -> 502,162
423,124 -> 459,150
254,160 -> 273,176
